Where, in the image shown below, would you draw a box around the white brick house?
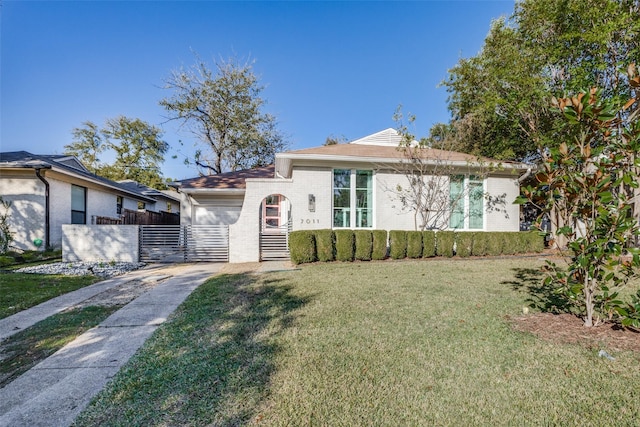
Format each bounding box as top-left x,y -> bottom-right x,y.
0,152 -> 159,250
173,129 -> 530,263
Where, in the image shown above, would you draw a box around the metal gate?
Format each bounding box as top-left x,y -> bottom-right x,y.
259,222 -> 291,261
140,225 -> 229,262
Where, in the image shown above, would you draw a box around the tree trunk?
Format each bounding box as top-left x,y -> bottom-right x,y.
584,275 -> 594,327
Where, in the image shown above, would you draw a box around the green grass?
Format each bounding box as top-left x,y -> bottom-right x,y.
0,305 -> 122,387
0,273 -> 100,319
75,260 -> 640,426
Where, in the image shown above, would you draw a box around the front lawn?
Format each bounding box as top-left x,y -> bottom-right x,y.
0,305 -> 123,387
0,273 -> 101,319
75,259 -> 640,426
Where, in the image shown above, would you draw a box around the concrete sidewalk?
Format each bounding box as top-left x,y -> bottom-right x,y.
0,263 -> 222,427
0,264 -> 183,342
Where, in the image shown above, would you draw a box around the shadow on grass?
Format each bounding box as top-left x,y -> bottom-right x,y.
75,272 -> 312,427
503,268 -> 572,313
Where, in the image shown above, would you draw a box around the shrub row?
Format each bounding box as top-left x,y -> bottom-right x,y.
289,230 -> 544,265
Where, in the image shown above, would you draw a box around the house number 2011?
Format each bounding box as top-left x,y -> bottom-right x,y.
301,219 -> 320,224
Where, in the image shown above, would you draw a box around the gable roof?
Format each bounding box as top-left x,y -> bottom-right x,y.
0,151 -> 157,203
172,165 -> 275,194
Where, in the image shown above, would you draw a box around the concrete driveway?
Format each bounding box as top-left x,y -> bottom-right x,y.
0,263 -> 223,427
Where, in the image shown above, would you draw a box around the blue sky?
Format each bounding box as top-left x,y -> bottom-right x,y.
1,1 -> 515,180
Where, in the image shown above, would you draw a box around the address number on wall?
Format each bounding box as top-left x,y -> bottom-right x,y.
300,219 -> 320,225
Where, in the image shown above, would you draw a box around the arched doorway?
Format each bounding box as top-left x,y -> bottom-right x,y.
259,194 -> 292,260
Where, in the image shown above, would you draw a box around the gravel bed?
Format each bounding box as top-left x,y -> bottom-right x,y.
15,262 -> 146,278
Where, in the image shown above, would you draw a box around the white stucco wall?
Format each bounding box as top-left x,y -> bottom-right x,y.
48,178 -> 71,247
62,224 -> 139,262
123,197 -> 140,212
375,170 -> 428,231
288,168 -> 332,230
485,175 -> 521,231
0,173 -> 46,251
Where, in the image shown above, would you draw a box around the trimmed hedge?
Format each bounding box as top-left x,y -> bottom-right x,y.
471,232 -> 488,256
485,232 -> 503,256
372,230 -> 388,260
354,230 -> 373,261
456,232 -> 474,257
501,232 -> 519,255
289,230 -> 316,264
314,229 -> 335,262
389,230 -> 408,259
422,231 -> 436,258
335,230 -> 355,262
436,231 -> 455,257
406,231 -> 423,258
287,229 -> 545,264
526,231 -> 545,253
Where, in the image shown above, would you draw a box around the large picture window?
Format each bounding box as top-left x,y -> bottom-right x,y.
333,169 -> 373,228
71,185 -> 87,224
449,175 -> 483,230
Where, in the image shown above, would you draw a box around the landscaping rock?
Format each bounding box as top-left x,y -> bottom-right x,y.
14,262 -> 145,278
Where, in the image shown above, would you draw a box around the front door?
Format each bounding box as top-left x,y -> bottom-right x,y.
259,194 -> 291,260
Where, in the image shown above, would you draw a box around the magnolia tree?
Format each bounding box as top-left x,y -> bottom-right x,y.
518,67 -> 640,327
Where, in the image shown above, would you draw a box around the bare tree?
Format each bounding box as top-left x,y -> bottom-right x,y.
384,108 -> 508,231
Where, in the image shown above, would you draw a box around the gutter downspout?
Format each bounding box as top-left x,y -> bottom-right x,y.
35,168 -> 50,249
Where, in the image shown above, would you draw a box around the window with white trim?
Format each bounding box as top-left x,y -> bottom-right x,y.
449,175 -> 484,230
333,169 -> 373,228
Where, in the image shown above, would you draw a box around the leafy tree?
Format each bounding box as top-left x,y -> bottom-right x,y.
517,72 -> 640,327
99,116 -> 168,189
64,121 -> 104,174
64,117 -> 169,189
160,56 -> 288,175
441,0 -> 640,162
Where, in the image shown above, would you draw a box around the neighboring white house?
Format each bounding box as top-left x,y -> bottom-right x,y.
117,180 -> 181,216
0,151 -> 161,251
172,129 -> 530,263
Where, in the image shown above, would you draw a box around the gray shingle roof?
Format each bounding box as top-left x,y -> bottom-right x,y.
0,151 -> 157,202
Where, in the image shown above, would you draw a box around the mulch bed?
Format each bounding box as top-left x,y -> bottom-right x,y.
511,312 -> 640,353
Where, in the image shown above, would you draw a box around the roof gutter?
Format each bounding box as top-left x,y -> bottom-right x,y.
34,167 -> 51,249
